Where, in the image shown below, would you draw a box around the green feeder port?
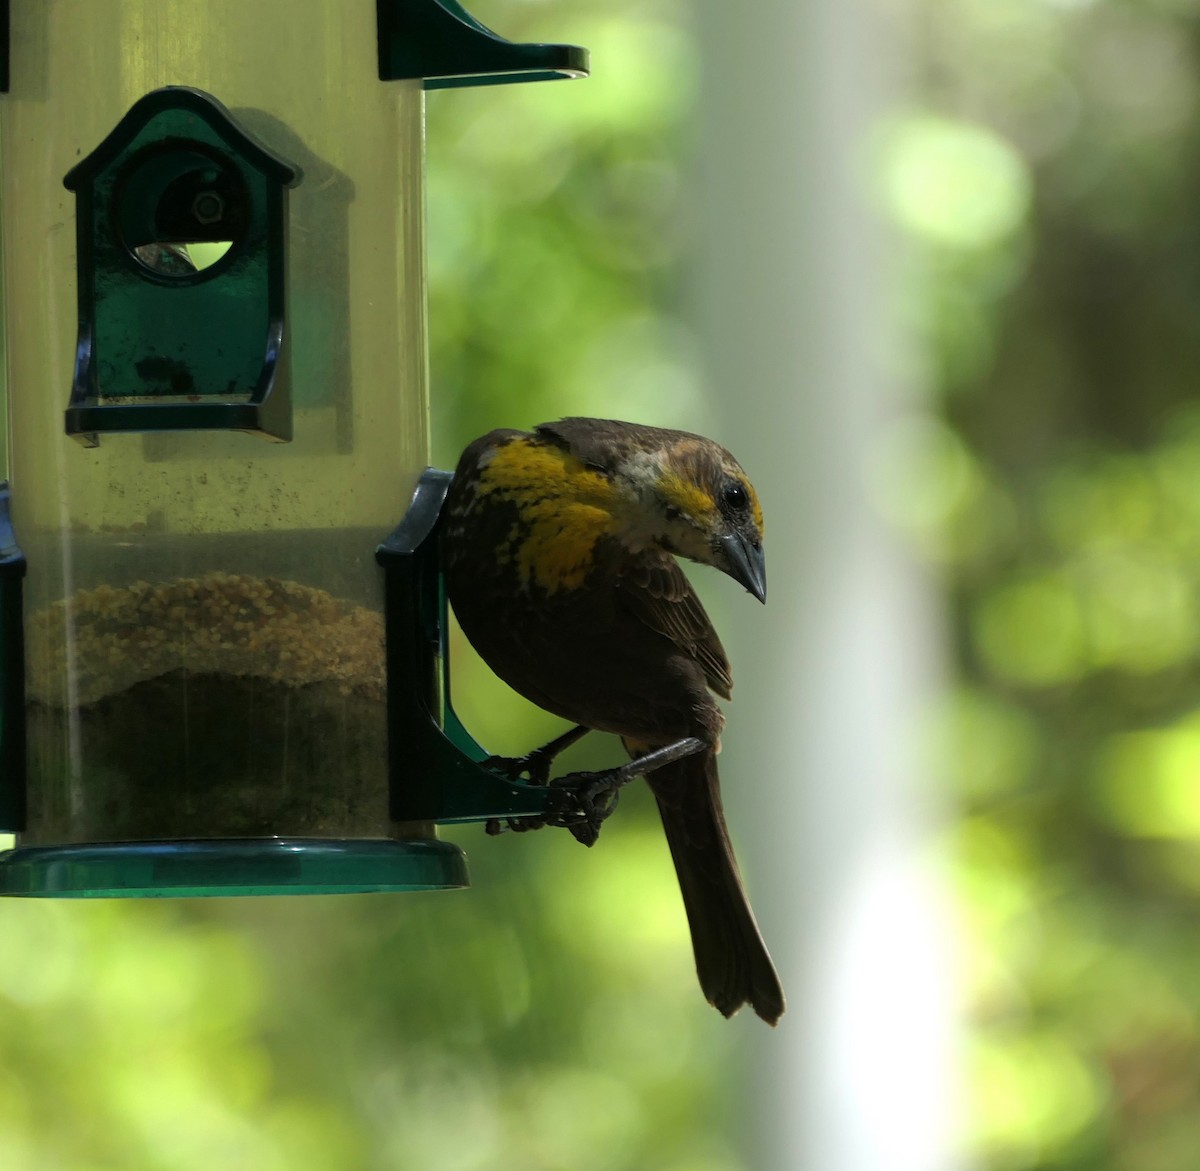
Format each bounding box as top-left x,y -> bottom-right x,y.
0,1 -> 587,897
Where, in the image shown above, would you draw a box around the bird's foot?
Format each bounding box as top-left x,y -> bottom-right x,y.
543,736 -> 707,844
486,735 -> 707,845
482,753 -> 552,788
544,769 -> 624,847
482,725 -> 591,788
484,814 -> 548,837
485,771 -> 618,843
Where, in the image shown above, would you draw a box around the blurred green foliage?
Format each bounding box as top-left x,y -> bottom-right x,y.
884,0 -> 1200,1166
425,0 -> 704,464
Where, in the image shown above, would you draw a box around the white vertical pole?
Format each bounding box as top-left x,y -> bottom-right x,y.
692,2 -> 962,1169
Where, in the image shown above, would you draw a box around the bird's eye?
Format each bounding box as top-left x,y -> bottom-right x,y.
722,481 -> 750,511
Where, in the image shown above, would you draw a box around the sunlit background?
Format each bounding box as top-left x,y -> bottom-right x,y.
4,0 -> 1200,1166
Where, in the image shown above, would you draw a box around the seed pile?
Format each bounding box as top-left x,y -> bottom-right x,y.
23,572 -> 394,843
27,571 -> 386,706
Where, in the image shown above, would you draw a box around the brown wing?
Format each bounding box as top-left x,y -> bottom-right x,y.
616,551 -> 733,700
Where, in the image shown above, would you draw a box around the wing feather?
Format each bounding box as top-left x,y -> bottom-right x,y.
616,552 -> 733,699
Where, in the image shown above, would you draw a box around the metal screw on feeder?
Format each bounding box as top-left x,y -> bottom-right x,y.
191,191 -> 225,226
0,1 -> 588,898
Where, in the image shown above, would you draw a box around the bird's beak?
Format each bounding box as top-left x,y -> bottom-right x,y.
718,531 -> 767,603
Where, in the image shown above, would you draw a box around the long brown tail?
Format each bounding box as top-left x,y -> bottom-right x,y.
647,750 -> 785,1025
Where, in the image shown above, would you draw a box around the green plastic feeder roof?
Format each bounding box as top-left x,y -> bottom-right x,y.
377,0 -> 589,88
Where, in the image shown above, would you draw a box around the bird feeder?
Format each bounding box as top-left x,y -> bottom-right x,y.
0,1 -> 587,897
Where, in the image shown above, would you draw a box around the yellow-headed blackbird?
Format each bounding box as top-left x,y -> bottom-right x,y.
442,417 -> 784,1025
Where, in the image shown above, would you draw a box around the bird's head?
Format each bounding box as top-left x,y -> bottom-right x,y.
611,435 -> 767,603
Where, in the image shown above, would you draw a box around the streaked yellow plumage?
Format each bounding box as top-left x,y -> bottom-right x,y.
476,438 -> 617,592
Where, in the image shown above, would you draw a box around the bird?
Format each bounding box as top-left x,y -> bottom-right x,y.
441,417 -> 784,1025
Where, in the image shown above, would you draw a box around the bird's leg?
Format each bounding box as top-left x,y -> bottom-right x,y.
546,736 -> 707,846
483,724 -> 591,786
483,725 -> 593,836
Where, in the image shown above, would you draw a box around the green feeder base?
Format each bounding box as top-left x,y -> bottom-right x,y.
0,838 -> 469,897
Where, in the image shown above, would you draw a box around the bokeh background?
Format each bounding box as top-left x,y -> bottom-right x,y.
4,0 -> 1200,1167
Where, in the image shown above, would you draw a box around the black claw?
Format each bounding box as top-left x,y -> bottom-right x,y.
483,753 -> 552,788
485,814 -> 549,836
541,768 -> 624,845
483,726 -> 592,789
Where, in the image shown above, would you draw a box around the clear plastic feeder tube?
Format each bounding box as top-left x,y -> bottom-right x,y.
4,3 -> 428,845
